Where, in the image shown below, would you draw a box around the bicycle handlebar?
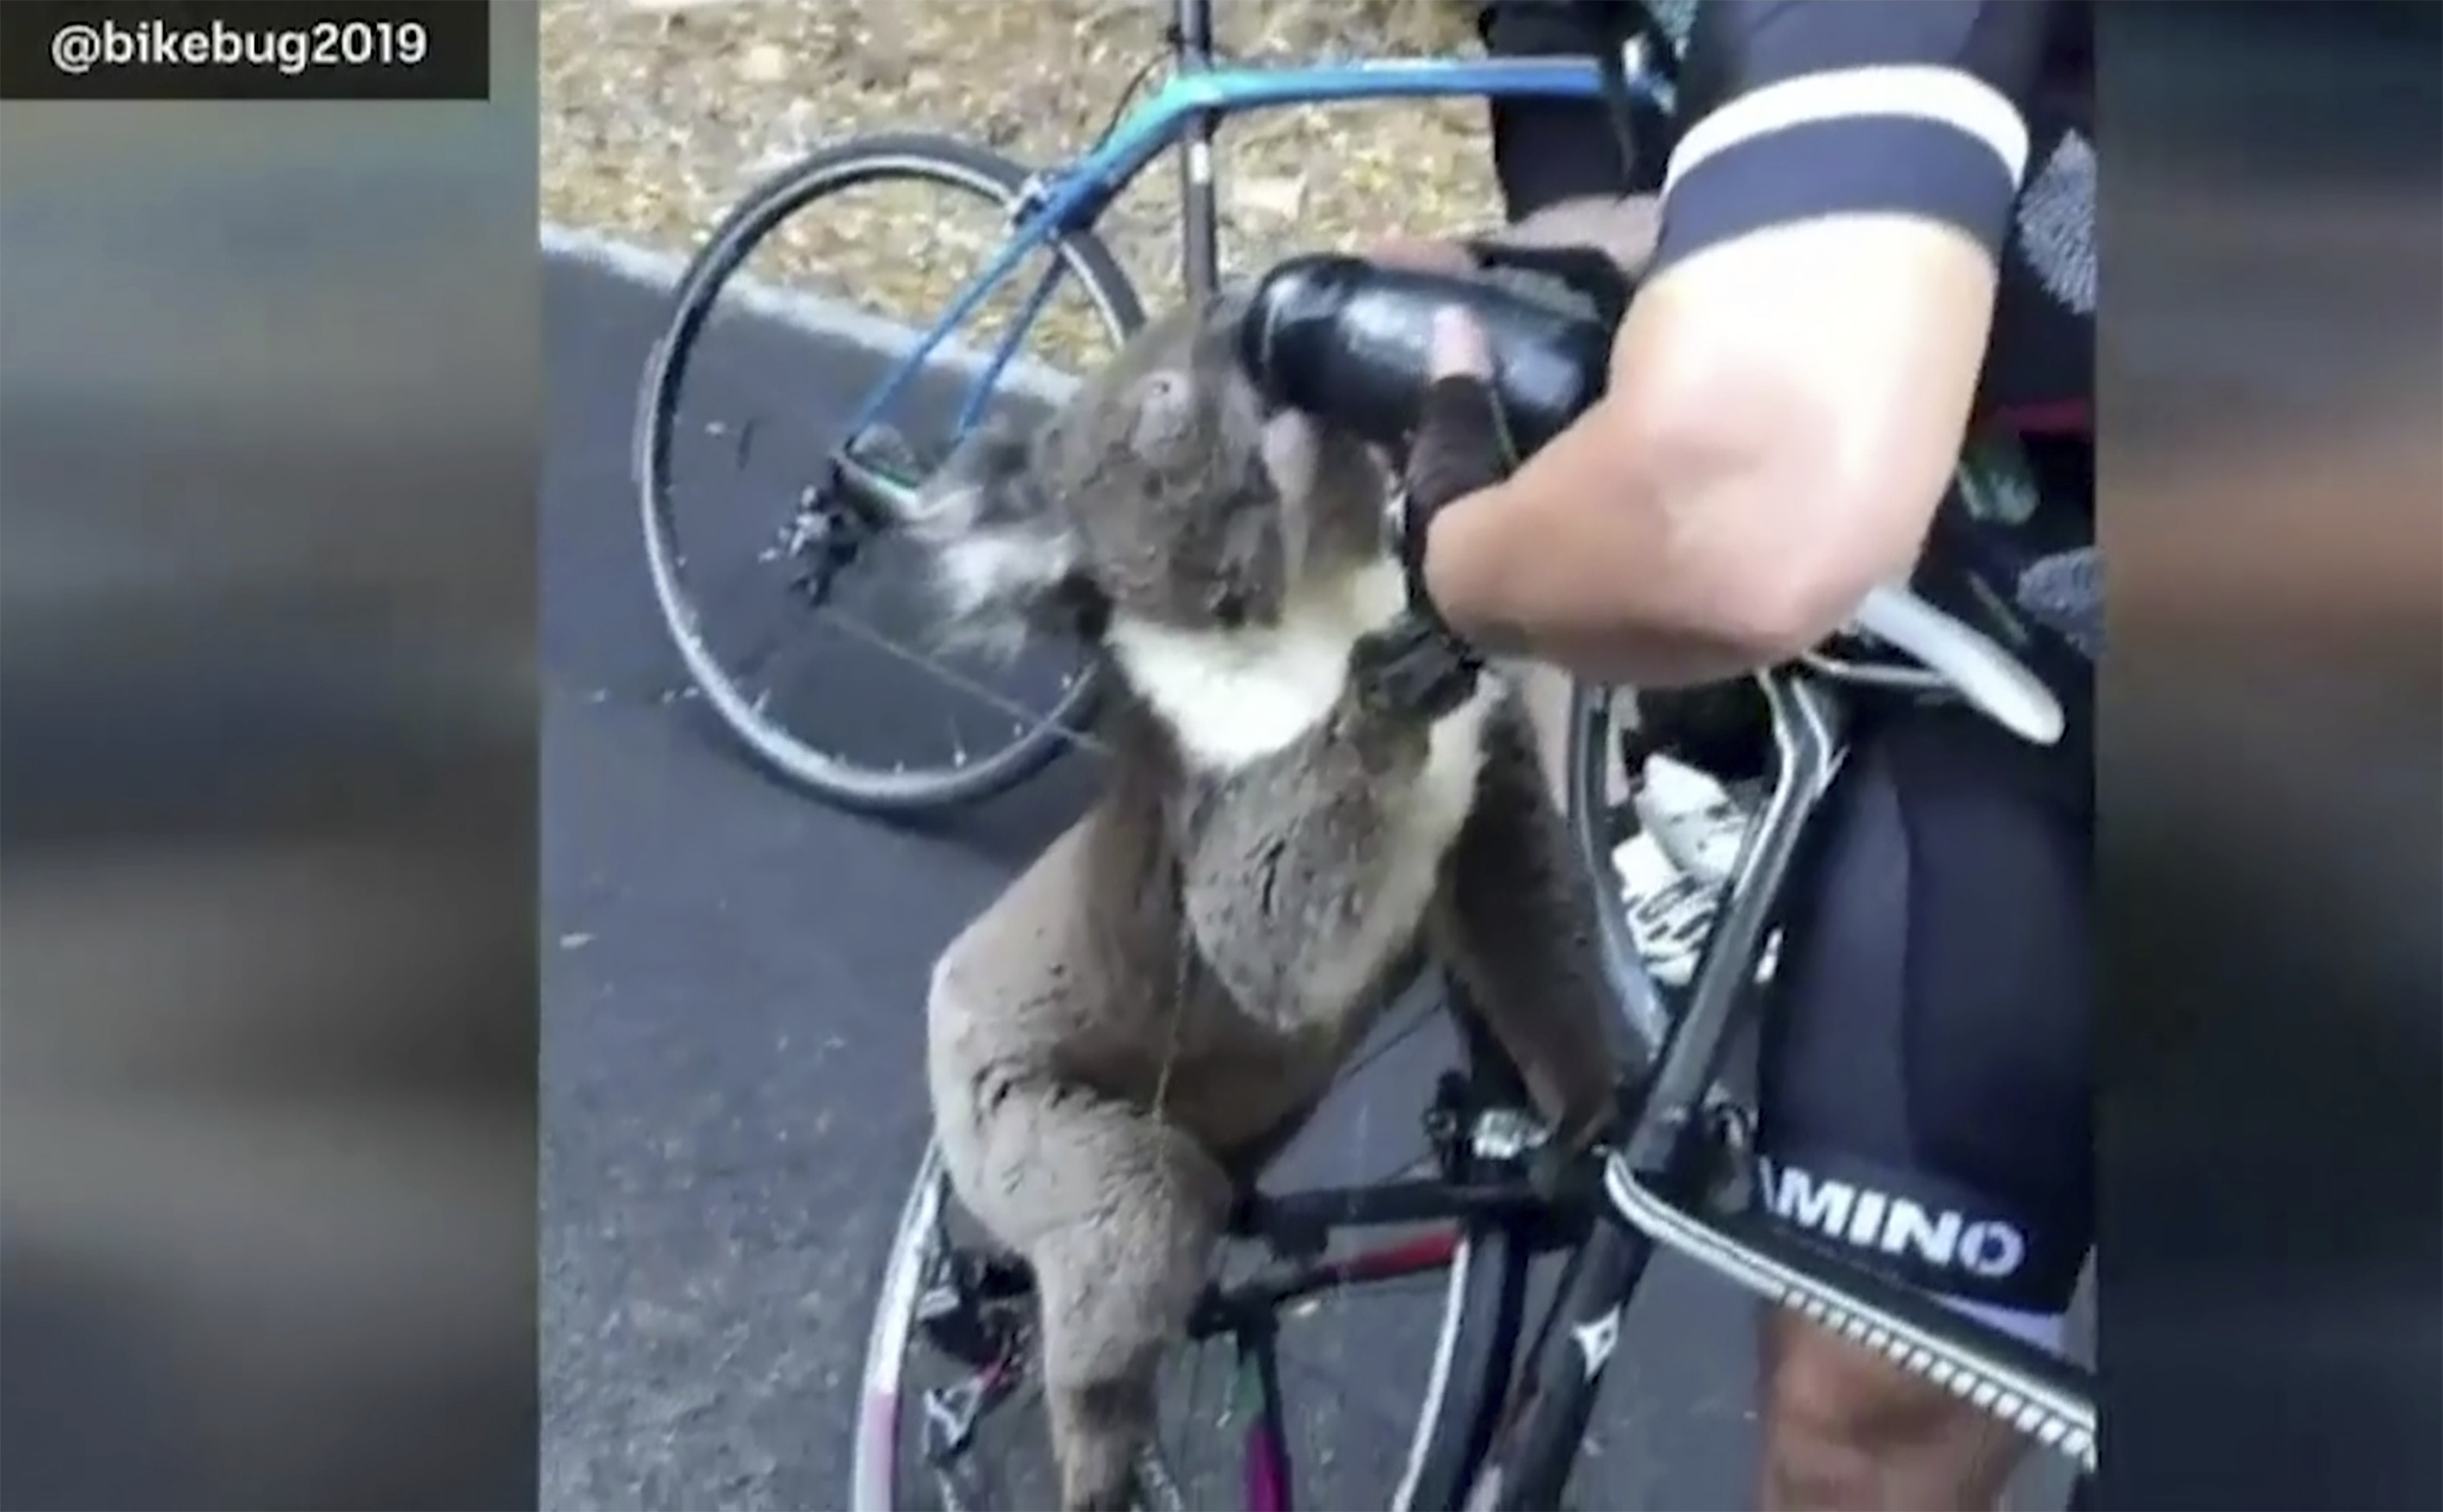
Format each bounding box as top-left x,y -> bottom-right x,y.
1851,583 -> 2063,744
1239,253 -> 2064,747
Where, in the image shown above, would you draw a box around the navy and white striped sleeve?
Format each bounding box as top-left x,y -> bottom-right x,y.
1648,0 -> 2058,276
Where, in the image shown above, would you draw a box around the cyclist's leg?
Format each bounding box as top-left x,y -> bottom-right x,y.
1476,1 -> 1662,207
1749,690 -> 2094,1512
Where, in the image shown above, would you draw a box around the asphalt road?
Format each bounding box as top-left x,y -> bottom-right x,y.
540,247 -> 1829,1511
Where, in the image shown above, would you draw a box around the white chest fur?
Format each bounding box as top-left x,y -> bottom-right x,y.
1103,558 -> 1410,772
1107,557 -> 1494,770
1340,673 -> 1498,982
1413,679 -> 1501,849
1109,559 -> 1502,1006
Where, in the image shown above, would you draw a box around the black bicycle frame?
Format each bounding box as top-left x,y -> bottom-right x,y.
1447,672 -> 1830,1510
1465,668 -> 2099,1511
1163,1059 -> 1594,1512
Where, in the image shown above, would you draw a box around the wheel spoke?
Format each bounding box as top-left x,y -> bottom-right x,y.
637,138 -> 1138,811
814,607 -> 1107,759
1330,999 -> 1441,1092
1273,1346 -> 1436,1442
726,603 -> 833,703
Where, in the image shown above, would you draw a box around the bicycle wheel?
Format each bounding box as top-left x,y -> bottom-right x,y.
850,993 -> 1540,1512
636,132 -> 1143,813
1568,681 -> 1774,1085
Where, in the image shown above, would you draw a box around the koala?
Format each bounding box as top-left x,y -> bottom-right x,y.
892,290 -> 1630,1511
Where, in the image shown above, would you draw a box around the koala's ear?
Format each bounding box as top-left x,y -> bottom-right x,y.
897,419 -> 1087,656
1123,368 -> 1198,460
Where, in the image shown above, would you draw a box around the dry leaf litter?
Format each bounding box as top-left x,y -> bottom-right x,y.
542,0 -> 1502,374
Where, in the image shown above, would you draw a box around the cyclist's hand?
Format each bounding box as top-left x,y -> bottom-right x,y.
1372,196 -> 1652,330
1457,239 -> 1637,333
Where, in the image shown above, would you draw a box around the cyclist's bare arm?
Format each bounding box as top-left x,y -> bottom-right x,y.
1416,0 -> 2056,689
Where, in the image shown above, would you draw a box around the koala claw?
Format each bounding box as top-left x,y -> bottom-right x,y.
1350,615 -> 1482,724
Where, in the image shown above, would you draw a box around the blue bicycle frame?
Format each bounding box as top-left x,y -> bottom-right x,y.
838,6 -> 1672,450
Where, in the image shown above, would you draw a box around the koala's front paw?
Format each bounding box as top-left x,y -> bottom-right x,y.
1350,615 -> 1482,724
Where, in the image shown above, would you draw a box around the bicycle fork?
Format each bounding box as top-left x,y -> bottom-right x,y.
1465,1157 -> 2096,1512
1467,670 -> 2094,1510
1463,1185 -> 1660,1512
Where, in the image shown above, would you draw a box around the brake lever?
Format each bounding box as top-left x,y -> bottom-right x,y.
1852,584 -> 2064,746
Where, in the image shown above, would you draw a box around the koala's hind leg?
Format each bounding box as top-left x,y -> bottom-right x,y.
958,1080 -> 1231,1511
1425,696 -> 1630,1154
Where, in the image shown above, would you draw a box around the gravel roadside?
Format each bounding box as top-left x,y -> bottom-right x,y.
541,0 -> 1505,366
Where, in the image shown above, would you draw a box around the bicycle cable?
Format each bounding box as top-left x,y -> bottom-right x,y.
1090,20 -> 1262,156
1095,11 -> 1250,160
1091,50 -> 1170,152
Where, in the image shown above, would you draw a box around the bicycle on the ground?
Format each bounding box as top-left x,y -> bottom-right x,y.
634,2 -> 2097,1506
637,0 -> 1678,813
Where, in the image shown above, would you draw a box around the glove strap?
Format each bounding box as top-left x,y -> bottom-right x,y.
1399,375 -> 1512,663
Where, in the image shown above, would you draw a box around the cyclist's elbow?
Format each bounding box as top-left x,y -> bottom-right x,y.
1715,537 -> 1886,667
1747,451 -> 1938,658
1623,372 -> 1937,660
1612,221 -> 1996,655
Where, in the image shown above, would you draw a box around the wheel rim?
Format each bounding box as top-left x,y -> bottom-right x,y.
638,148 -> 1136,807
853,1142 -> 948,1512
853,1000 -> 1519,1512
857,1171 -> 1487,1512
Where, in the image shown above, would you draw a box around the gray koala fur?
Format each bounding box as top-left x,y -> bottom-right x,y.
890,291 -> 1631,1510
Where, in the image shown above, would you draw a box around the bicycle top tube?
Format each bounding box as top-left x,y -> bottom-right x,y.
1074,55 -> 1670,201
838,51 -> 1670,459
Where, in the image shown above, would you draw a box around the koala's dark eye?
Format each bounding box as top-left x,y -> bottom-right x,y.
1055,578 -> 1112,642
1210,585 -> 1248,629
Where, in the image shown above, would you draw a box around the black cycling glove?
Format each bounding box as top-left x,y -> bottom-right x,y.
1390,239 -> 1628,665
1399,372 -> 1516,615
1373,371 -> 1519,718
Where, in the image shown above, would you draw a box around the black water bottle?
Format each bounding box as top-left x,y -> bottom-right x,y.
1238,253 -> 1615,459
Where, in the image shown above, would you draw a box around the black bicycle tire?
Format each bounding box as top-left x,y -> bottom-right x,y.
846,984 -> 1538,1512
634,131 -> 1143,814
1398,997 -> 1540,1512
1564,682 -> 1678,1062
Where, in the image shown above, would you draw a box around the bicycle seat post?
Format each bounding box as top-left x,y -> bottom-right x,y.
1169,0 -> 1223,296
1171,0 -> 1215,59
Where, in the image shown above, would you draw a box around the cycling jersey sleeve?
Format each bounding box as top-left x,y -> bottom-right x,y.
1648,0 -> 2058,277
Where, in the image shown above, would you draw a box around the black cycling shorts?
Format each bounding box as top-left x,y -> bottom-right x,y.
1753,668 -> 2094,1350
